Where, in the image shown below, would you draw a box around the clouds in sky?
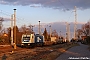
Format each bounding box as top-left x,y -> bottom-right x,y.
0,0 -> 90,10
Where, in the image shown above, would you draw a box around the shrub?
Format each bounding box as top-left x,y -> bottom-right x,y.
86,36 -> 90,44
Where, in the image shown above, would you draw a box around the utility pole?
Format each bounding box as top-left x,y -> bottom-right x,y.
31,25 -> 35,33
68,24 -> 70,42
32,25 -> 33,31
0,17 -> 3,31
13,9 -> 16,49
49,25 -> 52,38
74,6 -> 77,40
38,21 -> 41,35
11,14 -> 14,45
65,22 -> 68,40
31,25 -> 34,32
65,22 -> 70,41
60,31 -> 61,37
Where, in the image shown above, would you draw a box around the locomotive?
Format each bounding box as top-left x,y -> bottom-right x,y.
21,34 -> 44,47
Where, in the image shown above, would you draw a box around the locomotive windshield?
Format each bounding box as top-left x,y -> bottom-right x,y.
23,37 -> 30,42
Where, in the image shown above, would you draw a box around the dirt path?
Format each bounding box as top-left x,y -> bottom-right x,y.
55,42 -> 90,60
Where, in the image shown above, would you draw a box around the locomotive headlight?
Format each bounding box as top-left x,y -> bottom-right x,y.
21,44 -> 24,45
28,44 -> 30,45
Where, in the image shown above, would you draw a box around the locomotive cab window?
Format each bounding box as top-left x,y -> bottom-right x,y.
23,37 -> 30,42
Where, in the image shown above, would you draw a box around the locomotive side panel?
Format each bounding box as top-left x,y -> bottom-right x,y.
35,34 -> 44,46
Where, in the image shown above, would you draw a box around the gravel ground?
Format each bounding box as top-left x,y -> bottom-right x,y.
56,42 -> 90,60
0,43 -> 77,60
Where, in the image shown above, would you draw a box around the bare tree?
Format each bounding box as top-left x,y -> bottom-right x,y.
28,24 -> 35,33
20,25 -> 27,34
19,24 -> 34,34
81,24 -> 90,44
82,24 -> 89,36
77,29 -> 83,38
52,30 -> 58,38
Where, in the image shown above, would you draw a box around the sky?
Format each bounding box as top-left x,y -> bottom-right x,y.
0,0 -> 90,28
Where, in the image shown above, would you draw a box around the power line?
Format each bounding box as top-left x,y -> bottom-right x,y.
57,0 -> 69,11
0,9 -> 30,28
67,11 -> 73,22
0,9 -> 26,22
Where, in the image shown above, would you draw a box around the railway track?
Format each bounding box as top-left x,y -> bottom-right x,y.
0,42 -> 74,60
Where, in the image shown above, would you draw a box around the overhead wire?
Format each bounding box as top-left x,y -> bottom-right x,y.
0,9 -> 28,27
0,9 -> 27,21
0,1 -> 74,27
57,0 -> 73,22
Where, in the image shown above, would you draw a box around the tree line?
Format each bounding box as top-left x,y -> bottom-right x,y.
0,25 -> 59,45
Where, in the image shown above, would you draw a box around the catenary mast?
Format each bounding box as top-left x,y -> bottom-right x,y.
74,6 -> 77,39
